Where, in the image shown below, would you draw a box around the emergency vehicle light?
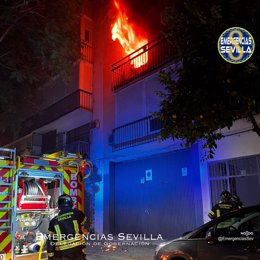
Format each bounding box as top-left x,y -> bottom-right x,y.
23,157 -> 59,166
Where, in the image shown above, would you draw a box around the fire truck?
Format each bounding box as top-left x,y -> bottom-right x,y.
0,147 -> 93,260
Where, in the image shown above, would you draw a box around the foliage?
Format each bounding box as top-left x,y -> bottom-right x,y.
85,165 -> 102,185
0,0 -> 84,135
157,0 -> 260,159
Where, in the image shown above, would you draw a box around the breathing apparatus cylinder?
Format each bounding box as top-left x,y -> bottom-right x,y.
28,242 -> 41,252
28,232 -> 46,252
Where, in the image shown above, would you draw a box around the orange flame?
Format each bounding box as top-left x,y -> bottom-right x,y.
111,0 -> 148,68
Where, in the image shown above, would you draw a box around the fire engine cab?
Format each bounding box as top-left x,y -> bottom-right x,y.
0,148 -> 92,260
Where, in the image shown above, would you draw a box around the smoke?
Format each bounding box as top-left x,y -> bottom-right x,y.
116,0 -> 170,39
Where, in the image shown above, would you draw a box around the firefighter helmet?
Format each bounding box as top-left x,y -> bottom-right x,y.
220,190 -> 231,202
58,194 -> 73,209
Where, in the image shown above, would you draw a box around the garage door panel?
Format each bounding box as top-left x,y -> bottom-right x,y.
114,149 -> 202,238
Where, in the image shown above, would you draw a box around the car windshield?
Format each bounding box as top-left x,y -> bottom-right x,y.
217,212 -> 260,228
190,208 -> 260,239
215,211 -> 260,237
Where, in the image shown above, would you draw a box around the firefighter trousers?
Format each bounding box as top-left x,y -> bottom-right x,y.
53,252 -> 86,260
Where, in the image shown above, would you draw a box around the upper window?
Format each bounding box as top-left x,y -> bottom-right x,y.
85,30 -> 90,42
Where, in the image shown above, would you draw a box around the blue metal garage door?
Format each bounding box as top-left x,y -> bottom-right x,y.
114,148 -> 203,239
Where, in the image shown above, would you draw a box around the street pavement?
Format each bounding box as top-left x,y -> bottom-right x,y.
86,241 -> 157,260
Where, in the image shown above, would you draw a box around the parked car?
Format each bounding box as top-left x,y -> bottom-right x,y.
155,205 -> 260,260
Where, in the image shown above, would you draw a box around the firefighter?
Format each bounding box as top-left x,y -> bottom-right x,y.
47,194 -> 87,260
208,190 -> 239,220
231,194 -> 244,208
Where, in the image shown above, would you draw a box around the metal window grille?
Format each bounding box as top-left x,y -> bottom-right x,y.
208,155 -> 260,206
66,123 -> 93,156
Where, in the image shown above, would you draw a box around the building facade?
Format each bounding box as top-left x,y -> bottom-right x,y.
1,0 -> 260,239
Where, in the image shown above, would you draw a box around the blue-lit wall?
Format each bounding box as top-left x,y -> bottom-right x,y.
113,144 -> 203,239
115,73 -> 163,127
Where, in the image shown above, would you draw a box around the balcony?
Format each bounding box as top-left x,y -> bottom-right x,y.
20,89 -> 92,137
111,116 -> 162,151
111,35 -> 174,91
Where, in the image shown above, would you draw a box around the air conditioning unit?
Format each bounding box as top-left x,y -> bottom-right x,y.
148,117 -> 162,135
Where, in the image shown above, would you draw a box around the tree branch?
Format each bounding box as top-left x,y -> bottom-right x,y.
0,61 -> 15,71
0,24 -> 15,43
0,51 -> 11,58
11,0 -> 29,10
0,3 -> 44,43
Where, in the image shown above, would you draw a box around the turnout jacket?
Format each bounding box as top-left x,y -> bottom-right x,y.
208,201 -> 239,220
47,207 -> 87,257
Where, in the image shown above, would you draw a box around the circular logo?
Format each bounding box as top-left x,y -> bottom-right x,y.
218,27 -> 255,64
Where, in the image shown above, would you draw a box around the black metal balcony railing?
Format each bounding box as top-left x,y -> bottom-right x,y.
81,40 -> 93,63
20,89 -> 92,137
66,140 -> 89,155
111,35 -> 174,91
111,116 -> 162,151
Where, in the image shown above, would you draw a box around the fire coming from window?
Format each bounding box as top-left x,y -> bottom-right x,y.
111,0 -> 148,68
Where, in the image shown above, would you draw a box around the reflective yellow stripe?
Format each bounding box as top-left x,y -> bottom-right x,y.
73,220 -> 79,234
63,170 -> 70,194
54,225 -> 62,241
3,169 -> 11,178
0,234 -> 11,252
81,217 -> 87,226
29,165 -> 39,170
55,239 -> 85,251
216,209 -> 220,217
63,186 -> 69,195
0,160 -> 13,166
209,211 -> 215,217
55,235 -> 84,246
